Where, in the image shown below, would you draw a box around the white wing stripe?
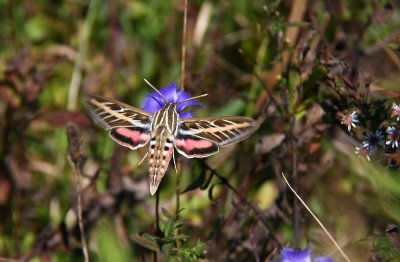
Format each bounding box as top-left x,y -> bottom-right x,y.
181,122 -> 251,135
90,98 -> 141,125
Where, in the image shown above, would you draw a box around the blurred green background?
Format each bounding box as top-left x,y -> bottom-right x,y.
1,0 -> 400,261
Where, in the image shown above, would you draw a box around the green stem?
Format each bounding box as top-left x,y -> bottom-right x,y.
67,0 -> 100,111
176,0 -> 188,219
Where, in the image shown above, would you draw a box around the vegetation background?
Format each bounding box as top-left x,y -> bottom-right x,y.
1,0 -> 400,261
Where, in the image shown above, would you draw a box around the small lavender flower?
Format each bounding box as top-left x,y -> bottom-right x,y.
362,130 -> 384,153
340,111 -> 358,131
392,103 -> 400,121
274,247 -> 335,262
142,82 -> 203,118
315,257 -> 335,262
355,145 -> 371,161
386,126 -> 399,148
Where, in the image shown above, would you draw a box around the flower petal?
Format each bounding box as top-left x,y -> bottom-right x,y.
179,111 -> 194,118
176,92 -> 204,114
141,82 -> 203,117
280,247 -> 312,262
142,93 -> 166,113
315,256 -> 335,262
159,82 -> 180,102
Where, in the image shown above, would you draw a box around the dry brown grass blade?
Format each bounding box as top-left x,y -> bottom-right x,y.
281,172 -> 351,262
377,40 -> 400,72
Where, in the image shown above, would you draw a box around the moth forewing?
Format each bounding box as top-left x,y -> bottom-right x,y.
215,117 -> 259,147
85,95 -> 152,130
173,116 -> 258,159
177,116 -> 259,146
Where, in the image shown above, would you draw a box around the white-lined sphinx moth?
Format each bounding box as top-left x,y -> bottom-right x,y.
85,81 -> 258,195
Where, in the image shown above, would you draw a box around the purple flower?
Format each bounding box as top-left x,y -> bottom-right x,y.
355,145 -> 372,161
392,102 -> 400,121
315,257 -> 335,262
362,130 -> 384,153
279,247 -> 312,262
340,111 -> 358,131
386,126 -> 399,148
141,82 -> 203,118
275,247 -> 334,262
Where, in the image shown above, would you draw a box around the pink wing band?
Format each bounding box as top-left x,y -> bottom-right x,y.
116,127 -> 150,144
174,138 -> 213,151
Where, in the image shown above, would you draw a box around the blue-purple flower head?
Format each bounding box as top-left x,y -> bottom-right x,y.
275,247 -> 334,262
142,82 -> 203,118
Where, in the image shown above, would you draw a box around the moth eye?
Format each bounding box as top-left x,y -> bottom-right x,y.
166,138 -> 172,143
151,144 -> 155,149
164,146 -> 169,151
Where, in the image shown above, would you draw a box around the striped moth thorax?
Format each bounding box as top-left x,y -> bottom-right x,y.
85,81 -> 259,195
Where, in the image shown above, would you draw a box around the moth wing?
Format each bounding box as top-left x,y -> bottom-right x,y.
174,116 -> 258,158
109,127 -> 151,150
85,95 -> 152,129
85,95 -> 152,150
174,133 -> 219,158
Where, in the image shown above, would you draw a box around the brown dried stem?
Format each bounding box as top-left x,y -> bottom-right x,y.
66,123 -> 90,262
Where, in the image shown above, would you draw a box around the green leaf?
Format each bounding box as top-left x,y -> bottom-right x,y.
174,234 -> 189,240
181,169 -> 207,194
95,222 -> 132,261
161,243 -> 173,256
163,217 -> 174,238
161,207 -> 171,218
131,233 -> 160,252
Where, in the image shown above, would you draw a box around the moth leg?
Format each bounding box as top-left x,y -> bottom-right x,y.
137,152 -> 149,166
172,149 -> 177,173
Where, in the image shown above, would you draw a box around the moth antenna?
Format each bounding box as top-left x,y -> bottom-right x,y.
137,152 -> 149,166
177,93 -> 208,105
172,149 -> 177,173
143,78 -> 168,104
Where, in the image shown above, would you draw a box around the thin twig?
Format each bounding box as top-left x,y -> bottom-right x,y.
291,134 -> 301,248
74,165 -> 90,262
175,160 -> 182,215
154,189 -> 161,261
66,124 -> 90,262
180,0 -> 188,90
201,161 -> 282,248
176,0 -> 188,219
155,189 -> 160,233
281,172 -> 351,262
67,0 -> 99,110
